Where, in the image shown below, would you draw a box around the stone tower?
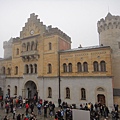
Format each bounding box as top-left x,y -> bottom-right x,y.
97,13 -> 120,93
3,37 -> 13,59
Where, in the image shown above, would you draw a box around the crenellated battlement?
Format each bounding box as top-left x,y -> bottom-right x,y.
3,37 -> 13,49
97,13 -> 120,33
44,25 -> 71,42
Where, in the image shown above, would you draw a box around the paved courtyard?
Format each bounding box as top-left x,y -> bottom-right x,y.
0,105 -> 117,120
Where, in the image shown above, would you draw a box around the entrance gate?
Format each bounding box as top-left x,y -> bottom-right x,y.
24,81 -> 38,100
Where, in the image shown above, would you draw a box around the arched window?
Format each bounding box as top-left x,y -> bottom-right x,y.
16,48 -> 19,55
15,66 -> 18,75
77,62 -> 82,72
63,63 -> 67,72
27,42 -> 30,51
68,63 -> 72,72
93,61 -> 99,72
34,64 -> 37,73
30,64 -> 33,73
7,68 -> 11,75
14,86 -> 17,95
66,87 -> 70,99
25,65 -> 29,74
83,62 -> 88,72
49,42 -> 52,50
2,67 -> 5,74
22,43 -> 26,52
48,64 -> 52,73
100,61 -> 106,72
81,88 -> 86,100
31,41 -> 34,50
48,87 -> 52,98
7,88 -> 10,98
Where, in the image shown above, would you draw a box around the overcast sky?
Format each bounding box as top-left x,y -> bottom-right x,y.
0,0 -> 120,58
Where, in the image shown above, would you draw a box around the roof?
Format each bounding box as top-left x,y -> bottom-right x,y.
59,45 -> 110,53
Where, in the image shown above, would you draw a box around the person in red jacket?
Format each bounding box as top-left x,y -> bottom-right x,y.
25,102 -> 29,115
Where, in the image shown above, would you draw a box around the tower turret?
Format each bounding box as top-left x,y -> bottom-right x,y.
97,13 -> 120,89
3,38 -> 13,59
97,12 -> 120,52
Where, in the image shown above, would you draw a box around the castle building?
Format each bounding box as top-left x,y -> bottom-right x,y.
98,13 -> 120,104
0,13 -> 114,109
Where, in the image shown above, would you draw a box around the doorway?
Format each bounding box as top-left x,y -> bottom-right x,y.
97,94 -> 105,105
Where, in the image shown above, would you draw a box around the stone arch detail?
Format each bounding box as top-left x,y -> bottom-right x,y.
95,86 -> 107,105
22,79 -> 39,99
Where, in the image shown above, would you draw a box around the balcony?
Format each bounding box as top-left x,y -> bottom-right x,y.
21,50 -> 39,62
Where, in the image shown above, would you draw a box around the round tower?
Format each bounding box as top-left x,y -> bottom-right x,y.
3,38 -> 13,59
97,13 -> 120,89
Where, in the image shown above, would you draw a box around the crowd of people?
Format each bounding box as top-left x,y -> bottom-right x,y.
0,96 -> 119,120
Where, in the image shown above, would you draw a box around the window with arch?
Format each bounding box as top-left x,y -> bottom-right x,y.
77,62 -> 82,72
25,65 -> 29,74
83,62 -> 88,72
7,68 -> 11,75
66,87 -> 70,99
14,86 -> 17,95
100,61 -> 106,72
48,87 -> 52,98
15,66 -> 18,75
2,67 -> 5,74
48,64 -> 52,73
49,42 -> 52,50
31,41 -> 34,50
34,64 -> 37,73
63,63 -> 67,73
16,48 -> 19,55
22,43 -> 26,52
81,88 -> 86,100
93,61 -> 99,72
30,64 -> 33,73
27,42 -> 30,51
68,63 -> 72,72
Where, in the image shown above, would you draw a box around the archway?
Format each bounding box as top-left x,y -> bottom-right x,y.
24,81 -> 38,100
97,94 -> 105,105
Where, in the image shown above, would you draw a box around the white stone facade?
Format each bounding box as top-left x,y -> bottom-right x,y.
3,75 -> 113,110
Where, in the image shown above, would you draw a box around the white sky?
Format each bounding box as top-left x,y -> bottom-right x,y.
0,0 -> 120,58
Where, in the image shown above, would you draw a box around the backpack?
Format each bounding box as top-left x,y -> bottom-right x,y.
37,104 -> 41,108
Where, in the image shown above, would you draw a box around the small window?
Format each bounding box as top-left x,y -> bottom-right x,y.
30,64 -> 33,73
83,62 -> 88,72
66,87 -> 70,99
68,63 -> 72,72
16,48 -> 19,55
31,41 -> 34,50
100,61 -> 106,72
14,86 -> 17,95
2,67 -> 5,74
77,62 -> 82,72
49,42 -> 52,50
34,64 -> 37,73
93,61 -> 99,72
63,63 -> 67,72
7,68 -> 11,75
15,66 -> 18,75
48,87 -> 52,98
48,64 -> 52,73
25,65 -> 29,74
81,88 -> 86,100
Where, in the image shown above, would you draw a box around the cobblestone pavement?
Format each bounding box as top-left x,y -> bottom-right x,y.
0,106 -> 116,120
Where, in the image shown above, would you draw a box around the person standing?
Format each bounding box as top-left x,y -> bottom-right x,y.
37,102 -> 42,115
25,102 -> 29,115
5,103 -> 9,114
13,106 -> 16,119
30,103 -> 34,113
